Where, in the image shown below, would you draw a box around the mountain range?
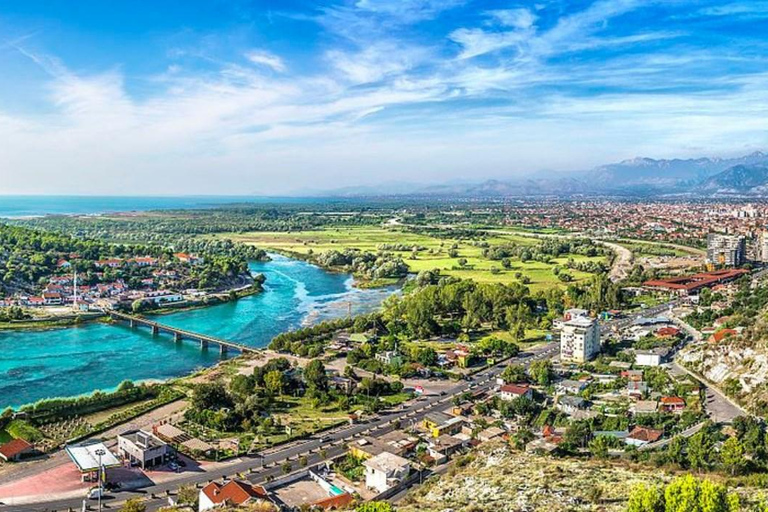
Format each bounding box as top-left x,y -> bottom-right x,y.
310,151 -> 768,198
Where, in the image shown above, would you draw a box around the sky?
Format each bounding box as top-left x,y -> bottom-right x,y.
0,0 -> 767,195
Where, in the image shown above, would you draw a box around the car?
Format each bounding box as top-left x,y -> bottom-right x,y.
168,462 -> 180,471
87,487 -> 104,499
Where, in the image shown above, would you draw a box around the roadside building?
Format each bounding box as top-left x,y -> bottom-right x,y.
557,379 -> 587,395
427,434 -> 465,463
375,351 -> 403,366
65,442 -> 121,483
498,384 -> 533,401
117,429 -> 170,469
0,438 -> 34,462
560,315 -> 600,363
423,411 -> 464,438
363,452 -> 411,494
199,480 -> 271,512
557,395 -> 587,415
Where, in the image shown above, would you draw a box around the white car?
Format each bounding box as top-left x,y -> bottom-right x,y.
87,487 -> 104,499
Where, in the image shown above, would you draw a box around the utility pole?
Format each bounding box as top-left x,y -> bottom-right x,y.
95,448 -> 105,512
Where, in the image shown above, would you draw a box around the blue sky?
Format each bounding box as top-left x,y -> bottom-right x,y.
0,0 -> 767,195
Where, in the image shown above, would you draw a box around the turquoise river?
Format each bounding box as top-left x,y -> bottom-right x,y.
0,254 -> 395,409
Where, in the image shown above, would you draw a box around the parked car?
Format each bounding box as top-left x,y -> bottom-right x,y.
87,487 -> 104,499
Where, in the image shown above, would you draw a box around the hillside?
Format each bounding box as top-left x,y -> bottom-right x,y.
398,442 -> 761,512
696,164 -> 768,195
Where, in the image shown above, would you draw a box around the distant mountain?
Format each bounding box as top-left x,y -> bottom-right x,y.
697,163 -> 768,195
307,151 -> 768,198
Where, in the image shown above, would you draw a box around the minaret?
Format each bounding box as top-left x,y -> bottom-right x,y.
73,266 -> 78,308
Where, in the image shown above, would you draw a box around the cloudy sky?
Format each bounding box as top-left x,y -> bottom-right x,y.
0,0 -> 767,195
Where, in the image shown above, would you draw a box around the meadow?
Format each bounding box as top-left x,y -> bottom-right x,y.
223,226 -> 608,291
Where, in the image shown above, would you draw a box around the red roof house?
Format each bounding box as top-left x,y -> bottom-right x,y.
0,438 -> 34,462
199,480 -> 270,510
660,397 -> 686,413
709,328 -> 737,344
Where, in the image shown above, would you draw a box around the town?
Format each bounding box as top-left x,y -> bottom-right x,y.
1,210 -> 767,511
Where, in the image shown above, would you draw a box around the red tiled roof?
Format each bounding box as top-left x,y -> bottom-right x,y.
628,426 -> 663,443
201,480 -> 268,506
643,269 -> 749,293
656,327 -> 680,337
710,329 -> 737,343
661,397 -> 685,405
314,493 -> 354,510
0,438 -> 33,459
500,384 -> 530,395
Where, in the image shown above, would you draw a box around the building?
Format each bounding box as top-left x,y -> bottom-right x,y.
117,429 -> 170,469
560,314 -> 600,363
626,426 -> 663,447
423,411 -> 464,438
65,442 -> 121,483
375,351 -> 403,366
363,452 -> 411,494
643,269 -> 749,296
557,395 -> 587,415
706,233 -> 746,267
557,379 -> 587,395
660,396 -> 686,414
427,434 -> 465,463
199,480 -> 271,511
0,438 -> 33,462
757,230 -> 768,263
498,384 -> 533,401
635,347 -> 671,367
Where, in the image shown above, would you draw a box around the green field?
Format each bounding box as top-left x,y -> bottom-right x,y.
224,227 -> 607,291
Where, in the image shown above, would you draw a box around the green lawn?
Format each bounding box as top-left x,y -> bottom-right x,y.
225,227 -> 607,291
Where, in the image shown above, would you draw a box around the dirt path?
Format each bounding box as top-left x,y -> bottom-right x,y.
599,241 -> 633,282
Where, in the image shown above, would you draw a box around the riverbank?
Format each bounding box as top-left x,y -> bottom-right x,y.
0,255 -> 396,409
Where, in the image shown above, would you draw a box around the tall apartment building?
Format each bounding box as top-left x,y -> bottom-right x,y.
706,233 -> 746,267
757,231 -> 768,263
559,310 -> 601,363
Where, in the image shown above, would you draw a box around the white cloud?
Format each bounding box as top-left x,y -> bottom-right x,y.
245,50 -> 286,72
485,8 -> 538,29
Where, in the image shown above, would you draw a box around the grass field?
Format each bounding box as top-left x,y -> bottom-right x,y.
223,227 -> 607,291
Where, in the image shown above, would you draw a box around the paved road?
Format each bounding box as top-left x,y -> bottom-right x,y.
2,344 -> 558,512
670,362 -> 745,423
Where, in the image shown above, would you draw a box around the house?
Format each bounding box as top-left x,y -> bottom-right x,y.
627,380 -> 648,398
427,434 -> 465,463
375,351 -> 403,366
476,426 -> 505,443
0,438 -> 34,462
660,396 -> 686,414
131,257 -> 158,267
56,259 -> 71,269
557,379 -> 587,395
632,400 -> 658,415
349,433 -> 415,460
557,395 -> 587,415
199,480 -> 271,512
709,328 -> 737,344
635,347 -> 671,367
498,384 -> 533,401
364,452 -> 411,494
96,258 -> 123,268
626,426 -> 663,447
117,430 -> 169,469
656,326 -> 680,338
423,412 -> 464,438
42,292 -> 62,305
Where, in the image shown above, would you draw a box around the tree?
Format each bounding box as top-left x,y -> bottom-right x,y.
687,430 -> 714,472
264,370 -> 285,396
720,436 -> 745,476
588,435 -> 611,459
176,485 -> 199,508
501,364 -> 527,384
120,498 -> 146,512
626,483 -> 664,512
529,360 -> 553,386
304,360 -> 328,391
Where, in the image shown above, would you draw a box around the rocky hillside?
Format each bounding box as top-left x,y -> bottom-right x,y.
696,164 -> 768,195
398,442 -> 764,512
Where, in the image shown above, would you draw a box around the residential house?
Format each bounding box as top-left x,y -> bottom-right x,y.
635,347 -> 671,367
632,400 -> 658,415
557,379 -> 587,395
0,438 -> 34,462
375,351 -> 403,366
199,480 -> 271,512
363,452 -> 411,494
117,430 -> 169,469
476,426 -> 505,443
427,434 -> 465,463
660,396 -> 686,414
709,328 -> 737,344
625,426 -> 663,447
498,384 -> 533,401
557,395 -> 587,415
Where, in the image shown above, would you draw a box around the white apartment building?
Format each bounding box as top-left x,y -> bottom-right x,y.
559,313 -> 600,363
706,233 -> 746,267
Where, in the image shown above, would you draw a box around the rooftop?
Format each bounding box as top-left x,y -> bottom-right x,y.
363,451 -> 411,474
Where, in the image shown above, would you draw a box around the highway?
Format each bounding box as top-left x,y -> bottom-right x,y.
2,343 -> 559,512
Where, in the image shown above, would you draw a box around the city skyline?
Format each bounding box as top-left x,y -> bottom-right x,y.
1,0 -> 767,195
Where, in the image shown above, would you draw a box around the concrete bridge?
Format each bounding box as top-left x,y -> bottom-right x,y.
109,311 -> 255,355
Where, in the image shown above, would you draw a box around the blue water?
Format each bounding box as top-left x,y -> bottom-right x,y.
0,254 -> 394,408
0,195 -> 316,218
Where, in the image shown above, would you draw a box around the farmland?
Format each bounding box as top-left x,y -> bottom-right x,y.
221,227 -> 609,291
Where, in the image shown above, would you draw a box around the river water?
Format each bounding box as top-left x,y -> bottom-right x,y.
0,254 -> 395,408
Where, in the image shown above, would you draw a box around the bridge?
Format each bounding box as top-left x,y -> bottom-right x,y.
108,311 -> 255,355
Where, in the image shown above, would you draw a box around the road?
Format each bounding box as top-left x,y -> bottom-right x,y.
599,241 -> 633,282
1,344 -> 558,512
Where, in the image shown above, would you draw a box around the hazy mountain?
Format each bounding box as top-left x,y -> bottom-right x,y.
309,151 -> 768,198
697,163 -> 768,195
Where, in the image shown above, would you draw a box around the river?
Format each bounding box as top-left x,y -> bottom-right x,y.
0,254 -> 395,409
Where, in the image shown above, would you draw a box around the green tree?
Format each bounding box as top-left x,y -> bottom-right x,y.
357,502 -> 394,512
720,437 -> 745,476
304,359 -> 328,391
264,370 -> 285,396
687,430 -> 714,472
529,360 -> 553,385
626,483 -> 664,512
501,364 -> 527,384
120,498 -> 146,512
